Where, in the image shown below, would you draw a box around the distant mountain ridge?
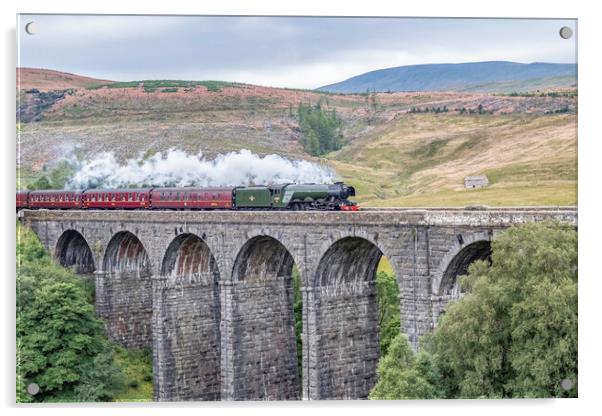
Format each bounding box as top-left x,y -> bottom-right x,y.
318,61 -> 577,93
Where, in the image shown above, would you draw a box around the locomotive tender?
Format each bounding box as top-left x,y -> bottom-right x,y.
16,182 -> 358,211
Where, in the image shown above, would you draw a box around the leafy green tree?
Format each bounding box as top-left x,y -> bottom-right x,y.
49,160 -> 76,189
369,334 -> 442,400
292,266 -> 303,380
16,224 -> 123,402
375,271 -> 400,356
426,220 -> 577,398
27,175 -> 52,190
18,282 -> 123,402
370,221 -> 577,399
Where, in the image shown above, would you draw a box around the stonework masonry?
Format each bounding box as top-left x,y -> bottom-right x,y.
20,208 -> 577,401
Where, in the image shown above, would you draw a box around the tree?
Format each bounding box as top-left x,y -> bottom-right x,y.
48,160 -> 76,189
297,103 -> 343,156
27,176 -> 52,190
369,334 -> 443,400
375,271 -> 400,356
425,220 -> 577,398
292,267 -> 303,380
16,224 -> 124,402
18,283 -> 123,402
370,220 -> 578,399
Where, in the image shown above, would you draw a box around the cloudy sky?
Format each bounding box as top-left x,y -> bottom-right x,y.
17,15 -> 577,89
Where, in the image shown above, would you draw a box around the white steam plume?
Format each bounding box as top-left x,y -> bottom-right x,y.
66,149 -> 336,189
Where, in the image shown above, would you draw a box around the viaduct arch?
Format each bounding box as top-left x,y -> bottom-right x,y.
154,233 -> 221,401
309,236 -> 386,399
97,231 -> 153,349
55,229 -> 95,275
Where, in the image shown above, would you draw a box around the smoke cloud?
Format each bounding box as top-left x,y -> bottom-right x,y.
66,149 -> 336,189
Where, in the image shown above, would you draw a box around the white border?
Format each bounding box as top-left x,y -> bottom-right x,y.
2,1 -> 600,416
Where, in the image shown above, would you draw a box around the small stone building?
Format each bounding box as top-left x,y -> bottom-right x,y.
464,175 -> 489,189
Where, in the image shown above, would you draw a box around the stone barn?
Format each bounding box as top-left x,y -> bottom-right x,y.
464,175 -> 489,189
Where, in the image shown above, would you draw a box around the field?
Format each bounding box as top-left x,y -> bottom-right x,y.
330,112 -> 576,206
17,68 -> 577,207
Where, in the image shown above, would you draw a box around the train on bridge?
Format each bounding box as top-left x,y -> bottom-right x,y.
16,182 -> 358,211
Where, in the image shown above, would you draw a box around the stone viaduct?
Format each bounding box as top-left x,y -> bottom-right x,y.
19,208 -> 577,401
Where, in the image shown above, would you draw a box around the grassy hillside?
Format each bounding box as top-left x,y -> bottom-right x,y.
18,68 -> 113,91
16,69 -> 577,207
329,112 -> 576,206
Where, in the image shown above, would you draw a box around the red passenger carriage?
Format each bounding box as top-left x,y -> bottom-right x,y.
150,187 -> 234,210
16,191 -> 29,210
82,188 -> 151,209
28,190 -> 82,209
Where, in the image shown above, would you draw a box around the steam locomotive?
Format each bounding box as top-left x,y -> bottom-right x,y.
16,182 -> 358,211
